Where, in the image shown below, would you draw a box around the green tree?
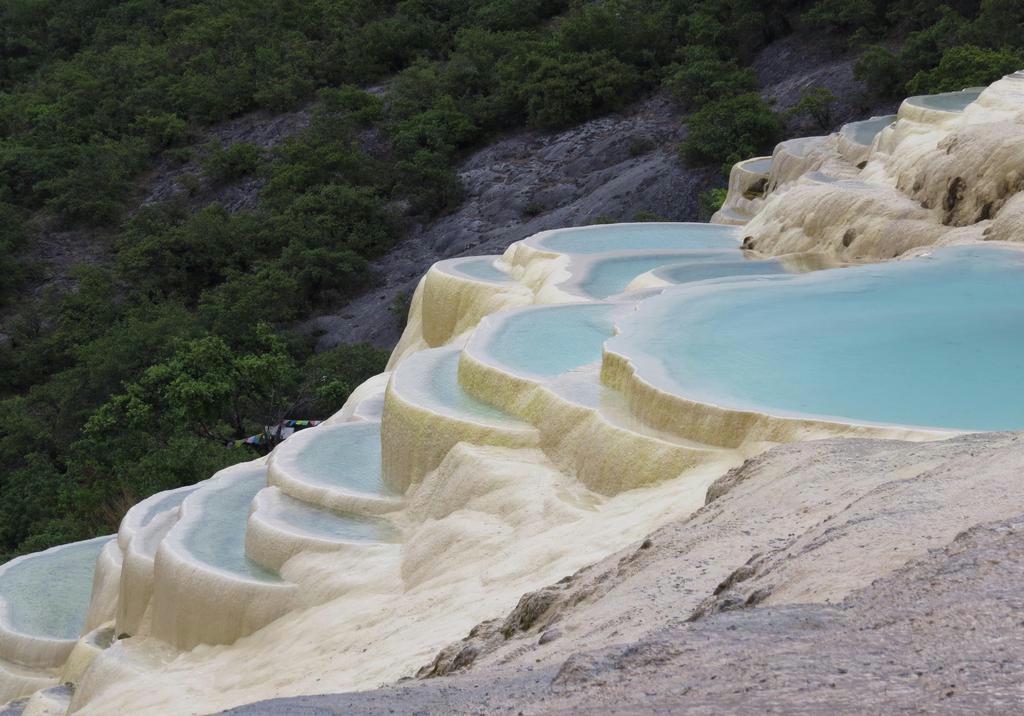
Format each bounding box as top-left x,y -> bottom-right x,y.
906,45 -> 1024,94
662,46 -> 758,109
681,93 -> 784,170
202,142 -> 262,184
787,86 -> 838,129
855,45 -> 905,98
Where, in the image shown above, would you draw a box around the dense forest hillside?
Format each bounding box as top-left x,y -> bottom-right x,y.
0,0 -> 1020,561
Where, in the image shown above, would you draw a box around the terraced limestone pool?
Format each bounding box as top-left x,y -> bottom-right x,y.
135,486 -> 198,529
181,463 -> 280,581
608,246 -> 1024,431
841,115 -> 895,146
473,303 -> 623,378
0,537 -> 111,640
394,347 -> 528,426
535,223 -> 739,254
575,250 -> 739,298
651,258 -> 788,286
740,157 -> 772,174
446,256 -> 510,283
905,88 -> 983,113
288,423 -> 395,497
256,490 -> 396,544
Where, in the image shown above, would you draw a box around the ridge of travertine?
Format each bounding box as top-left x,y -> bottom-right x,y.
1,72 -> 1023,716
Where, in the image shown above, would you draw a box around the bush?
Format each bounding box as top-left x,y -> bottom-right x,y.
680,93 -> 783,170
628,136 -> 657,156
134,113 -> 190,152
855,45 -> 904,99
802,0 -> 878,34
38,138 -> 147,226
202,142 -> 262,184
300,342 -> 389,417
787,86 -> 838,129
662,46 -> 758,109
698,188 -> 728,221
0,202 -> 30,305
391,96 -> 479,159
389,291 -> 412,327
906,45 -> 1024,95
515,50 -> 644,129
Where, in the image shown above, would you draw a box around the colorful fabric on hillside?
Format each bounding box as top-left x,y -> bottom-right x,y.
228,419 -> 322,447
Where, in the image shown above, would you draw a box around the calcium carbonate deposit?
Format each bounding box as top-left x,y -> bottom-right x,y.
3,71 -> 1024,716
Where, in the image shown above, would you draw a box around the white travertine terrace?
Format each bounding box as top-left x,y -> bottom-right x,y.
3,72 -> 1024,715
746,75 -> 1024,260
710,155 -> 772,225
0,537 -> 112,703
837,114 -> 895,165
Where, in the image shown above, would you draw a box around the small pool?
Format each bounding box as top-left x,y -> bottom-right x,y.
740,157 -> 772,174
291,423 -> 394,496
841,115 -> 895,146
475,303 -> 621,378
535,223 -> 739,255
136,486 -> 198,528
575,250 -> 738,298
777,136 -> 822,158
0,536 -> 111,640
446,256 -> 510,283
652,258 -> 788,285
182,464 -> 279,581
352,392 -> 385,422
608,246 -> 1024,431
393,347 -> 528,426
258,490 -> 396,544
905,88 -> 983,113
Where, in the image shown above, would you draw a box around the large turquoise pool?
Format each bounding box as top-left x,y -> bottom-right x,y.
536,223 -> 739,254
608,246 -> 1024,431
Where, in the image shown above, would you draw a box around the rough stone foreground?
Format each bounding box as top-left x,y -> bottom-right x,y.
227,432 -> 1024,714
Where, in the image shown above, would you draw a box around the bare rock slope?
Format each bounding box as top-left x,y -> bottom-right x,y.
307,95 -> 716,351
227,432 -> 1024,714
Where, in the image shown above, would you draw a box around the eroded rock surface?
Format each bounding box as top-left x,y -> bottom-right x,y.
227,433 -> 1024,714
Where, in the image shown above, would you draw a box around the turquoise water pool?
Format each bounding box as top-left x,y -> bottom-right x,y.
395,347 -> 527,425
841,115 -> 895,146
478,303 -> 620,378
906,88 -> 982,113
450,257 -> 509,283
0,536 -> 111,639
609,246 -> 1024,431
537,223 -> 738,254
136,486 -> 198,528
262,491 -> 396,543
741,157 -> 772,174
653,258 -> 788,285
182,464 -> 279,581
291,423 -> 394,496
576,250 -> 738,298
